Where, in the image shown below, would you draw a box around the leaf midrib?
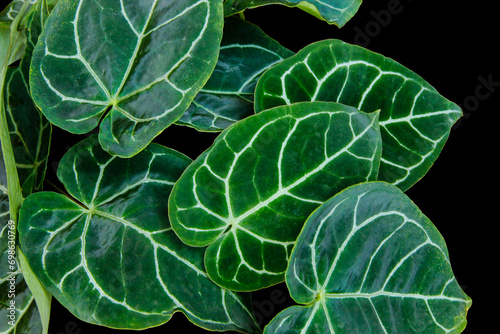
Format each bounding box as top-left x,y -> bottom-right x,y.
224,111 -> 378,227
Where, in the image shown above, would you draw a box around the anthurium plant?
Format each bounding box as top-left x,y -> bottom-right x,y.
1,0 -> 471,333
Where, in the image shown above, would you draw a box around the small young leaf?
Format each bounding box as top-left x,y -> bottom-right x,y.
264,182 -> 471,333
255,39 -> 462,191
177,16 -> 294,132
18,136 -> 260,333
169,101 -> 382,291
224,0 -> 362,27
29,0 -> 224,157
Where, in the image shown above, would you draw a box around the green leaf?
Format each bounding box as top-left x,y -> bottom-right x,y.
0,0 -> 36,29
1,67 -> 52,334
18,136 -> 261,332
16,248 -> 51,334
169,101 -> 382,291
265,182 -> 471,334
0,27 -> 26,68
1,157 -> 43,334
20,0 -> 54,82
4,67 -> 51,196
177,16 -> 294,132
29,0 -> 224,157
254,39 -> 462,191
0,51 -> 51,334
224,0 -> 362,27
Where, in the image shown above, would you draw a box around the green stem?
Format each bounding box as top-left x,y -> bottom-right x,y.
1,4 -> 53,334
0,0 -> 36,224
0,56 -> 23,225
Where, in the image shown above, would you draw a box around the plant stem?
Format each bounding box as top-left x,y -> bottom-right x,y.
0,50 -> 23,225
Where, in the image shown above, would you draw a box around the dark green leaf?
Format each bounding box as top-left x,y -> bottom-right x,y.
30,0 -> 224,157
1,156 -> 43,334
265,182 -> 471,333
4,67 -> 51,196
0,0 -> 37,29
18,136 -> 260,332
1,47 -> 51,333
177,17 -> 294,132
169,101 -> 382,291
224,0 -> 362,27
20,0 -> 54,83
255,39 -> 462,191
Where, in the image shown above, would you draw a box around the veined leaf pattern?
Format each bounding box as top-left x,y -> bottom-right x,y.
265,182 -> 471,333
177,16 -> 294,132
5,67 -> 51,196
0,0 -> 37,28
18,136 -> 260,332
29,0 -> 224,157
224,0 -> 362,27
1,6 -> 52,328
169,101 -> 382,291
254,39 -> 462,191
1,155 -> 42,334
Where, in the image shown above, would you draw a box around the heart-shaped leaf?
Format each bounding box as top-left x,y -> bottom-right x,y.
254,39 -> 462,191
169,101 -> 382,291
224,0 -> 362,27
29,0 -> 224,157
177,16 -> 294,132
18,136 -> 260,332
265,182 -> 471,333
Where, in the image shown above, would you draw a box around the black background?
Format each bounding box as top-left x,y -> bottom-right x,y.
45,1 -> 498,333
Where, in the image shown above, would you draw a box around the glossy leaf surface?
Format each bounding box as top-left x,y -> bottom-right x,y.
18,136 -> 260,332
170,101 -> 382,291
177,17 -> 293,132
255,39 -> 462,191
224,0 -> 362,27
30,0 -> 224,157
265,182 -> 471,333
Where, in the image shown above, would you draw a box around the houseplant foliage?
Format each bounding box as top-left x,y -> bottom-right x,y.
0,0 -> 471,333
264,182 -> 471,333
169,102 -> 382,291
18,135 -> 260,332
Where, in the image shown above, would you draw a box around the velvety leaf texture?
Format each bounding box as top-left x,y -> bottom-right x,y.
264,182 -> 471,333
18,136 -> 260,332
255,39 -> 462,191
224,0 -> 362,27
169,101 -> 382,291
177,16 -> 294,132
29,0 -> 224,157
